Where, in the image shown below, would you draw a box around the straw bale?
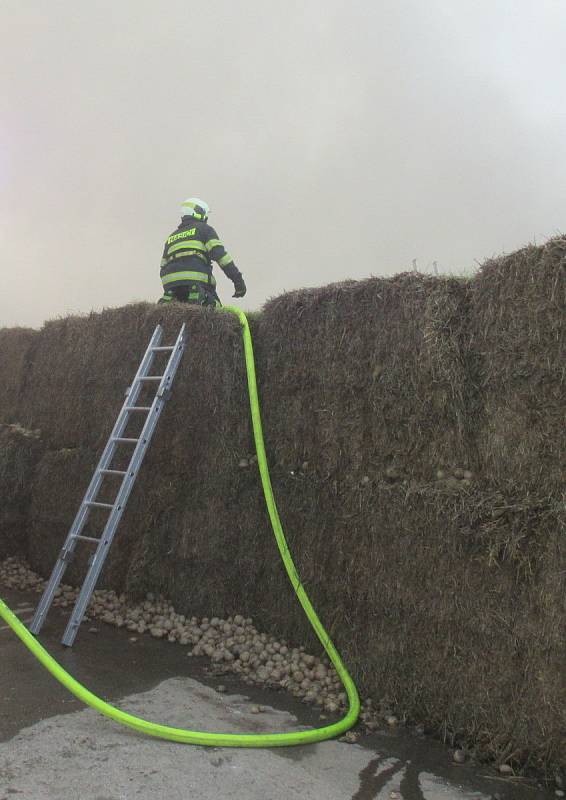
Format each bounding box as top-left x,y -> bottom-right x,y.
470,237 -> 566,491
18,302 -> 243,449
0,425 -> 44,558
0,327 -> 38,423
27,447 -> 97,582
256,274 -> 477,485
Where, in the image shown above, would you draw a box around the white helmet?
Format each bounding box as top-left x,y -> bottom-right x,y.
180,197 -> 210,222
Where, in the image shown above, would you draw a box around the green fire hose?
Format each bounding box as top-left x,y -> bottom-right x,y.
0,306 -> 360,746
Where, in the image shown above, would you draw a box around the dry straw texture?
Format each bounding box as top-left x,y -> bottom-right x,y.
471,238 -> 565,491
0,327 -> 37,422
0,426 -> 44,559
0,238 -> 564,773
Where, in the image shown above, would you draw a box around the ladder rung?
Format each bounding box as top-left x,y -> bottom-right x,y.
151,346 -> 174,352
99,469 -> 127,476
85,501 -> 115,509
112,437 -> 139,443
125,406 -> 152,412
74,535 -> 101,543
138,376 -> 163,381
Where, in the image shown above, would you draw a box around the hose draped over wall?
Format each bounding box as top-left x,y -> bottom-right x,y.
0,306 -> 360,747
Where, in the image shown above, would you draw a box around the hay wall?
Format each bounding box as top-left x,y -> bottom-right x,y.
0,238 -> 564,772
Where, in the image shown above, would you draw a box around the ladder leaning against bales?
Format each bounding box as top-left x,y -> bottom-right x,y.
29,323 -> 187,647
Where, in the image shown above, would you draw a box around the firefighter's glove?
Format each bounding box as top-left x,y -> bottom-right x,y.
232,275 -> 247,298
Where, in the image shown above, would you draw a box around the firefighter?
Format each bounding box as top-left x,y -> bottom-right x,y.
158,198 -> 246,306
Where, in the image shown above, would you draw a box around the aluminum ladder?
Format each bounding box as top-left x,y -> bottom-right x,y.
30,323 -> 187,647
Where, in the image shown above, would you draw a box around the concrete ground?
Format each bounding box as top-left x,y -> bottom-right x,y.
0,585 -> 554,800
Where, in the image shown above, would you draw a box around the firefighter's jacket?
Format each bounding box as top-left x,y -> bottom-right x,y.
159,217 -> 242,291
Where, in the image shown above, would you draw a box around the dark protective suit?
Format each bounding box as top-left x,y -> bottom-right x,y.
158,217 -> 244,306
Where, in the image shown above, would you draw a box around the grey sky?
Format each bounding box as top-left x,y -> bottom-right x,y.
1,0 -> 565,328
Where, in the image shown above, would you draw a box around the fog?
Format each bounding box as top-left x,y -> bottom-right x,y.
1,0 -> 565,327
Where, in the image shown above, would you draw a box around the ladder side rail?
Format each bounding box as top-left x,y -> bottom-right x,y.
155,323 -> 186,400
30,325 -> 164,636
28,557 -> 72,634
61,325 -> 187,646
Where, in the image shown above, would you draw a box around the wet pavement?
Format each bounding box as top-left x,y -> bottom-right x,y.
0,584 -> 555,800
